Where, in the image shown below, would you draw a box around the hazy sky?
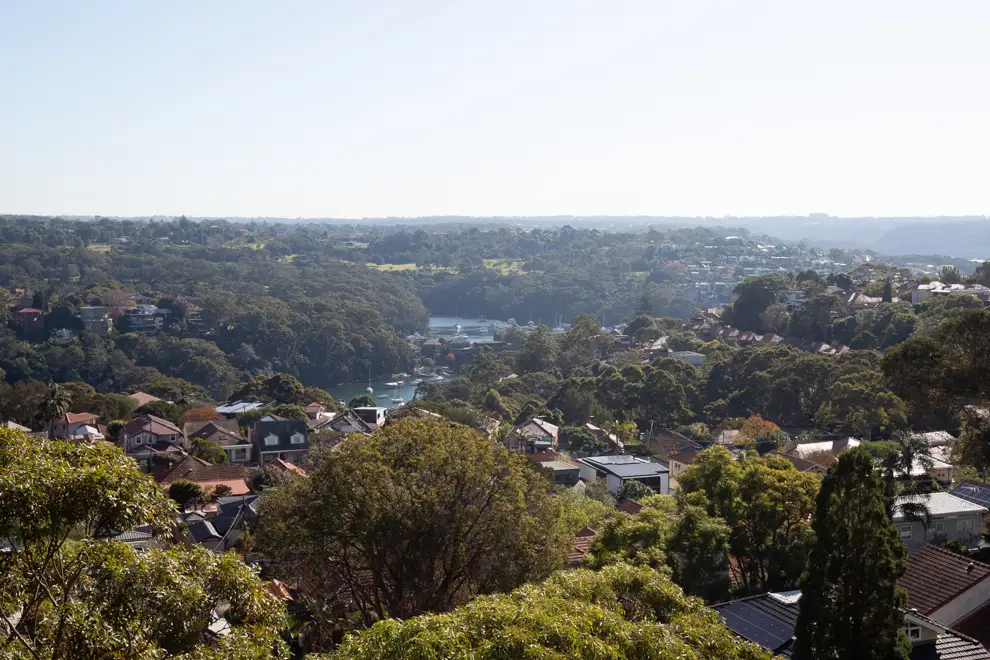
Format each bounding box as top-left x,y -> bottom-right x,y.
2,1 -> 988,218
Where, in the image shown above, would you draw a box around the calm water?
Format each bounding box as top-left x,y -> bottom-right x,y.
330,317 -> 507,409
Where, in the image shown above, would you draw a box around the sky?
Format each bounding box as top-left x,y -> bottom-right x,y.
2,1 -> 989,219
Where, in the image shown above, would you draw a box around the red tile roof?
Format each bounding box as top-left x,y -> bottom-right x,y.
900,544 -> 990,615
155,455 -> 249,494
568,531 -> 596,567
267,458 -> 307,477
16,308 -> 42,314
615,499 -> 644,515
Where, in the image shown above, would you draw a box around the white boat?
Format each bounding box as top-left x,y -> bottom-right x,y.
410,379 -> 423,385
377,394 -> 390,399
385,381 -> 400,388
430,375 -> 445,383
455,323 -> 462,332
391,396 -> 404,404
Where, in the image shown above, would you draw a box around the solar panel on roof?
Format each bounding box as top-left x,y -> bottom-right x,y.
952,483 -> 990,508
717,601 -> 795,652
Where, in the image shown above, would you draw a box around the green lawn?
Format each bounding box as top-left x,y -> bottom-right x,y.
86,244 -> 112,253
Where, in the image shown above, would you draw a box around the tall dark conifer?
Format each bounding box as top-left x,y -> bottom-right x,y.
793,446 -> 910,660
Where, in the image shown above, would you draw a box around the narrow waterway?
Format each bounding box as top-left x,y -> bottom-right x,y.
329,317 -> 508,409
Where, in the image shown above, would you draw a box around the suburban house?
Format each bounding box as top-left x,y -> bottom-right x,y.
715,429 -> 742,446
79,305 -> 112,335
643,428 -> 702,462
950,481 -> 990,533
304,402 -> 334,421
266,457 -> 308,478
351,407 -> 387,429
538,459 -> 580,487
253,419 -> 310,466
713,590 -> 990,659
128,391 -> 161,408
786,437 -> 860,463
0,420 -> 31,433
155,455 -> 250,496
124,415 -> 183,451
894,492 -> 987,550
310,410 -> 375,439
98,526 -> 162,552
51,412 -> 100,439
506,418 -> 560,454
669,350 -> 706,366
577,455 -> 669,495
668,444 -> 707,480
123,415 -> 185,471
215,400 -> 273,418
584,422 -> 623,453
900,545 -> 990,640
185,419 -> 253,464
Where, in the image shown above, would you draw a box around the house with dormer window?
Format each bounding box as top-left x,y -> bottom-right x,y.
252,419 -> 309,466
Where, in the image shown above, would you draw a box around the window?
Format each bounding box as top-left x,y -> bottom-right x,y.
899,525 -> 913,540
929,521 -> 945,537
290,432 -> 305,445
264,434 -> 279,447
962,518 -> 976,532
905,624 -> 921,640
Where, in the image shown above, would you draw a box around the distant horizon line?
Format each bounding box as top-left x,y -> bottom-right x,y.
2,213 -> 988,223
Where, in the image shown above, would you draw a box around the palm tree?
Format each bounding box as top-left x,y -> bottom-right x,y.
37,383 -> 72,438
879,431 -> 933,530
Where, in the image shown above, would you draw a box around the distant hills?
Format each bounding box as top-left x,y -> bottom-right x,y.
53,213 -> 990,260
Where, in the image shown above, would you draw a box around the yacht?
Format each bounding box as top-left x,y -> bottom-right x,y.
430,375 -> 445,383
385,381 -> 400,388
390,396 -> 404,404
410,378 -> 423,385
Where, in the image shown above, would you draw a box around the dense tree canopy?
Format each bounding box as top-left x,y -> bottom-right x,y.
324,563 -> 773,660
257,417 -> 571,640
0,430 -> 286,658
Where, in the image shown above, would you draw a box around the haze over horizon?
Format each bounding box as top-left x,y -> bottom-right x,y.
2,1 -> 989,219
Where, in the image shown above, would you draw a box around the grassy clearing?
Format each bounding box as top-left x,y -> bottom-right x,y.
87,244 -> 112,253
367,262 -> 418,271
483,259 -> 528,275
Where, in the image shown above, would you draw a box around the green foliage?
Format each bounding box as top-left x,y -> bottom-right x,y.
793,447 -> 909,660
327,563 -> 772,660
0,429 -> 285,658
732,275 -> 791,331
679,447 -> 819,595
617,479 -> 656,501
347,394 -> 376,409
191,437 -> 228,464
256,418 -> 570,636
133,400 -> 186,425
168,479 -> 206,510
583,478 -> 617,507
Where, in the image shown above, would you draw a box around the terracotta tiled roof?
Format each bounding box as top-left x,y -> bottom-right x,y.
615,499 -> 644,515
264,580 -> 293,601
900,544 -> 990,615
568,529 -> 596,567
186,421 -> 246,446
128,392 -> 161,407
156,455 -> 249,495
64,412 -> 99,424
267,458 -> 307,477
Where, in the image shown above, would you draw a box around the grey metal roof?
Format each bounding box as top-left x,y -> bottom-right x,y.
579,455 -> 668,478
215,400 -> 273,415
893,492 -> 988,521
